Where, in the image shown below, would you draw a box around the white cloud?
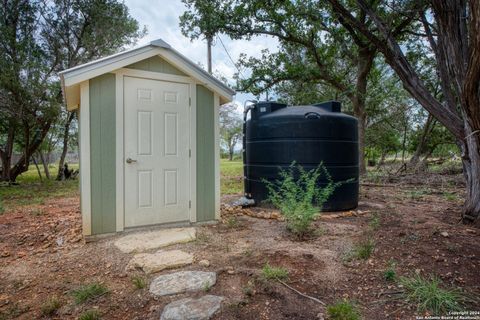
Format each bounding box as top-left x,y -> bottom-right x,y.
124,0 -> 278,107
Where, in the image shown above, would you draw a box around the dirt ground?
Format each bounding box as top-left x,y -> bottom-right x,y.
1,173 -> 479,319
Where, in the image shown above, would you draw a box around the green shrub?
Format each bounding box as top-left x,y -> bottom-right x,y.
78,309 -> 101,320
41,296 -> 62,316
400,275 -> 464,315
131,275 -> 146,290
264,163 -> 342,237
72,283 -> 109,304
326,300 -> 361,320
261,263 -> 289,281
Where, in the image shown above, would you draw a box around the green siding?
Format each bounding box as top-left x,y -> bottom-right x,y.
89,73 -> 116,234
126,55 -> 187,76
196,85 -> 216,222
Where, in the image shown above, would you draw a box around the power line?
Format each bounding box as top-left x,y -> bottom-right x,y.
217,35 -> 246,80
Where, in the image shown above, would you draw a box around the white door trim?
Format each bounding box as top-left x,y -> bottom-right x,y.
113,69 -> 197,230
115,73 -> 125,232
189,83 -> 197,223
79,81 -> 91,235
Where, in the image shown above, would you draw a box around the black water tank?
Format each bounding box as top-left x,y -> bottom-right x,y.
244,101 -> 359,211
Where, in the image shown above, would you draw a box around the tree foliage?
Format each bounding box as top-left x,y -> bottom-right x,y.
0,0 -> 145,182
219,103 -> 242,161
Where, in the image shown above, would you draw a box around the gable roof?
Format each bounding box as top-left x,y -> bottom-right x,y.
60,38 -> 235,110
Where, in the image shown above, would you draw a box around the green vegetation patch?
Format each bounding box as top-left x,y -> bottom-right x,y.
326,300 -> 361,320
131,275 -> 147,290
265,163 -> 343,238
400,275 -> 464,315
72,283 -> 109,304
78,309 -> 102,320
261,263 -> 289,281
41,296 -> 62,316
0,165 -> 79,212
220,159 -> 243,194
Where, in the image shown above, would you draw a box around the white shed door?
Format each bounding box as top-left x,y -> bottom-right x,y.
124,76 -> 190,228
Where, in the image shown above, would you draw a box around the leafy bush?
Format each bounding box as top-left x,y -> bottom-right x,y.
261,263 -> 289,281
72,283 -> 109,304
400,275 -> 464,315
264,163 -> 342,237
326,300 -> 361,320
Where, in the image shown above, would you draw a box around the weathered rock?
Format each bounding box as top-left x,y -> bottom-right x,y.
160,295 -> 224,320
149,271 -> 216,296
127,250 -> 193,274
114,228 -> 196,253
198,259 -> 210,267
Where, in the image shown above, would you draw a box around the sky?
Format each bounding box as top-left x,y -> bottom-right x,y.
123,0 -> 279,110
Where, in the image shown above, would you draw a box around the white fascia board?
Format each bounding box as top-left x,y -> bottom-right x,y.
61,46 -> 161,87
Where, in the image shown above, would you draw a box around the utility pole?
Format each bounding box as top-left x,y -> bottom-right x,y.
207,35 -> 212,74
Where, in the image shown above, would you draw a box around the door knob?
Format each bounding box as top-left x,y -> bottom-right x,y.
126,158 -> 137,164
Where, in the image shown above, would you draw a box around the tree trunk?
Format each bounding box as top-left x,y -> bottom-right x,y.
9,122 -> 52,182
32,156 -> 43,181
352,47 -> 375,176
461,125 -> 480,223
0,122 -> 16,182
410,114 -> 434,167
56,111 -> 75,180
38,151 -> 51,180
228,146 -> 234,161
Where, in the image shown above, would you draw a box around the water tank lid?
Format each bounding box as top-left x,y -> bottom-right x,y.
313,101 -> 341,113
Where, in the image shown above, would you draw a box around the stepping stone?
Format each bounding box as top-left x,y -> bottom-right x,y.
114,227 -> 196,253
127,250 -> 193,274
160,295 -> 224,320
149,271 -> 216,296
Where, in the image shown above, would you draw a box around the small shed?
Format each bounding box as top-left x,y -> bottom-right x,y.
60,39 -> 234,236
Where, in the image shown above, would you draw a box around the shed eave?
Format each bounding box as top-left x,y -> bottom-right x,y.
60,38 -> 234,109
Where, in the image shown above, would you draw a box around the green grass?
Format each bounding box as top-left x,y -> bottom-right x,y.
131,275 -> 147,290
225,216 -> 240,228
326,300 -> 361,320
344,239 -> 375,262
0,164 -> 79,212
78,309 -> 101,320
71,283 -> 109,304
354,239 -> 375,260
442,192 -> 458,202
400,275 -> 464,315
404,188 -> 430,200
41,296 -> 62,316
383,260 -> 397,282
369,213 -> 380,231
220,159 -> 243,194
261,263 -> 289,281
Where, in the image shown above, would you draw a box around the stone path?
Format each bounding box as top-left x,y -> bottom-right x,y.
114,227 -> 196,253
116,226 -> 223,319
160,295 -> 224,320
149,271 -> 217,296
126,250 -> 193,274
